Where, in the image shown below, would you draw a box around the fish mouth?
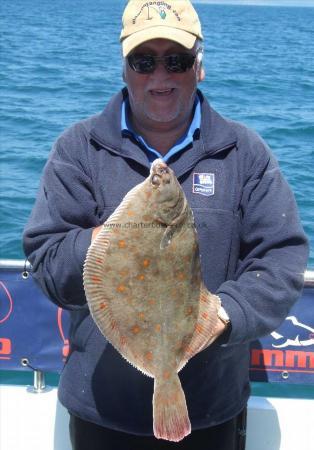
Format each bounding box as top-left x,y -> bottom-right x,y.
150,159 -> 171,187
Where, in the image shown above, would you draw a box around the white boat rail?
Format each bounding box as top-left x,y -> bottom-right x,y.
1,259 -> 314,286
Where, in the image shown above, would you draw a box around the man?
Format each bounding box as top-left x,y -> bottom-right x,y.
23,1 -> 309,449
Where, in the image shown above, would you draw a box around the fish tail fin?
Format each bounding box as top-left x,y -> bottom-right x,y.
153,373 -> 191,442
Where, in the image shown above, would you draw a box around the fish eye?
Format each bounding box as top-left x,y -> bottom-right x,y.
152,175 -> 161,186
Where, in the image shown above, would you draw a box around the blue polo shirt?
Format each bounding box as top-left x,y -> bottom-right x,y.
121,96 -> 201,163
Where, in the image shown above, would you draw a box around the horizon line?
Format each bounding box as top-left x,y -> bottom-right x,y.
194,0 -> 314,7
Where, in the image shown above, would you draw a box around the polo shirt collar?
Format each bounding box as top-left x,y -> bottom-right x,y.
121,95 -> 201,163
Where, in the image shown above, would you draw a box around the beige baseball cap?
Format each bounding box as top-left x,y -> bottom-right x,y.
120,0 -> 203,57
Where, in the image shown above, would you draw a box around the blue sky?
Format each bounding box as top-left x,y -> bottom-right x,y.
195,0 -> 314,6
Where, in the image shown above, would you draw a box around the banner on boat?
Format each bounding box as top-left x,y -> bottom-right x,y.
0,267 -> 313,383
249,287 -> 314,383
0,267 -> 70,372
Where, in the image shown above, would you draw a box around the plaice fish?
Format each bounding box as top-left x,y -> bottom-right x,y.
83,159 -> 220,442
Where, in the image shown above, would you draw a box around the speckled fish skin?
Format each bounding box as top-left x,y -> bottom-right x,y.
83,159 -> 220,442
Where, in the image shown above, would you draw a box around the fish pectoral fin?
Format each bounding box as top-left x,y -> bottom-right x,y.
160,226 -> 174,250
153,373 -> 191,442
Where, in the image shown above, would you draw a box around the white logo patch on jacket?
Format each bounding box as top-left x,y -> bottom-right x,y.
193,173 -> 215,196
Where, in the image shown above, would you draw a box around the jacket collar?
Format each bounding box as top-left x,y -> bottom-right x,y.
89,88 -> 237,178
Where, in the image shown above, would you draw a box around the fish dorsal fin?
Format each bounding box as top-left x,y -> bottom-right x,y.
84,180 -> 155,378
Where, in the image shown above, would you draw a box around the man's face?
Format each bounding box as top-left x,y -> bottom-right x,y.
124,39 -> 203,130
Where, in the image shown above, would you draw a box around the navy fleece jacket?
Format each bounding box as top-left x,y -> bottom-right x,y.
23,89 -> 309,433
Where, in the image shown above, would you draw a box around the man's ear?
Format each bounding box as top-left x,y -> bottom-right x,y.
122,57 -> 127,82
198,64 -> 205,82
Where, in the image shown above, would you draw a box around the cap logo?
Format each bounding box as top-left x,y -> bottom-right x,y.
132,2 -> 181,25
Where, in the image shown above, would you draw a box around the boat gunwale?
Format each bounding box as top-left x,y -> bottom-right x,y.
1,259 -> 314,287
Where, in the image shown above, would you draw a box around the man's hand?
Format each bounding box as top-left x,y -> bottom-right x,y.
196,318 -> 229,354
190,292 -> 230,357
204,318 -> 228,348
200,292 -> 230,350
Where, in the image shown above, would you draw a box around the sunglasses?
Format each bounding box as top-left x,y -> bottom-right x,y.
127,53 -> 197,74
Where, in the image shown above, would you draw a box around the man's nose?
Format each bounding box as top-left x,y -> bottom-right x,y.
151,60 -> 171,79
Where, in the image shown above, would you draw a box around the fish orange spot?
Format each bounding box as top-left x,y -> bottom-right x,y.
163,370 -> 171,380
91,276 -> 102,284
177,272 -> 186,281
110,320 -> 117,330
155,324 -> 161,332
117,284 -> 126,293
127,210 -> 135,217
202,312 -> 209,320
145,351 -> 153,361
138,312 -> 145,320
143,259 -> 150,268
148,299 -> 156,306
195,323 -> 204,334
131,325 -> 141,334
96,258 -> 103,265
99,302 -> 107,310
186,306 -> 193,316
118,240 -> 127,249
137,274 -> 145,281
119,269 -> 129,277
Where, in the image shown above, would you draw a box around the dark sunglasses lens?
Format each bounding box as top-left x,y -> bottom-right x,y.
127,53 -> 196,74
128,55 -> 155,73
165,54 -> 196,72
